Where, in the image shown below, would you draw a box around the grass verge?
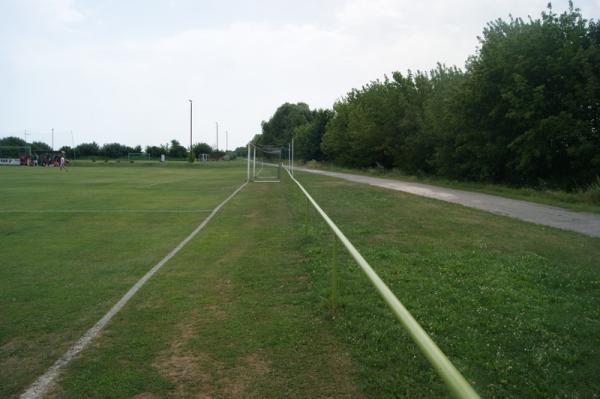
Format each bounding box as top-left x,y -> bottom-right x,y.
285,170 -> 600,398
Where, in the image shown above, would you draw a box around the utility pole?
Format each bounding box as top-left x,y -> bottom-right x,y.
215,122 -> 219,151
71,130 -> 75,159
189,100 -> 193,162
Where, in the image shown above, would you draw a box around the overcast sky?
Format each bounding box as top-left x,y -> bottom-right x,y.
1,0 -> 598,151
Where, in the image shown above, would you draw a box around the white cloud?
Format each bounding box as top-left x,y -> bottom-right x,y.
2,0 -> 599,149
18,0 -> 85,30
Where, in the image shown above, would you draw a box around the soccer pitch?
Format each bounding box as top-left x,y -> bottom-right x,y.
1,162 -> 599,398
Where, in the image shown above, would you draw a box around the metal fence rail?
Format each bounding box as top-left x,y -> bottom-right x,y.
284,167 -> 479,399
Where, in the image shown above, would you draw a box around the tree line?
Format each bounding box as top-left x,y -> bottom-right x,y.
254,3 -> 600,190
0,136 -> 227,160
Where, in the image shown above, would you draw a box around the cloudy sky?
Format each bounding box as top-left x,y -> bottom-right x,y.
1,0 -> 598,151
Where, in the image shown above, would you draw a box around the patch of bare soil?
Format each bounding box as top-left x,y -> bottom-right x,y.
154,345 -> 270,397
221,353 -> 271,397
151,307 -> 272,399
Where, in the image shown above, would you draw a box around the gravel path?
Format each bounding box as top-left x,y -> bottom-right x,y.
295,167 -> 600,238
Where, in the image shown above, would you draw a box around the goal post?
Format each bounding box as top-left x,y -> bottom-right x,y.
247,143 -> 283,182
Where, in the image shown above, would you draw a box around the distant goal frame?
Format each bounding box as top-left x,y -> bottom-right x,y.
246,143 -> 284,183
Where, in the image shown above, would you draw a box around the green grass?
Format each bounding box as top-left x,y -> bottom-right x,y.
48,180 -> 362,399
301,161 -> 600,213
2,163 -> 599,398
284,171 -> 600,398
0,163 -> 247,397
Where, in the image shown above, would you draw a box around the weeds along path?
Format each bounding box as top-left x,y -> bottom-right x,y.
45,180 -> 363,398
296,167 -> 600,237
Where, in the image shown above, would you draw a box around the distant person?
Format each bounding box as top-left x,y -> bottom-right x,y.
60,153 -> 67,171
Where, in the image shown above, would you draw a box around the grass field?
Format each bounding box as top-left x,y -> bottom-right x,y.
1,162 -> 599,398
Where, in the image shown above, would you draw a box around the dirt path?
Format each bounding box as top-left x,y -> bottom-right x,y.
295,168 -> 600,238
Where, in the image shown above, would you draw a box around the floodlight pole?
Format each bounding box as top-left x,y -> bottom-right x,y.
189,99 -> 193,162
51,128 -> 54,151
247,144 -> 251,181
216,122 -> 219,151
226,131 -> 228,152
71,130 -> 76,160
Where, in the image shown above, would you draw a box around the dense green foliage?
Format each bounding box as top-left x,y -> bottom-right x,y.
294,109 -> 333,161
257,102 -> 314,146
192,142 -> 213,158
256,3 -> 600,190
0,137 -> 215,160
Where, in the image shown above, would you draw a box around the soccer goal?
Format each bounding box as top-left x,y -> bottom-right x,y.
247,144 -> 282,182
128,152 -> 150,161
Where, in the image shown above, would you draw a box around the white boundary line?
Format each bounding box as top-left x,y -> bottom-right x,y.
1,209 -> 214,214
20,182 -> 248,399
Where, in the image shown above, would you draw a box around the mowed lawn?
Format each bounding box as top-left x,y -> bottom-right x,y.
0,163 -> 246,397
284,171 -> 600,398
2,163 -> 599,398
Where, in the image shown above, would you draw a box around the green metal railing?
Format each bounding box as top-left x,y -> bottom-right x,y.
284,167 -> 479,399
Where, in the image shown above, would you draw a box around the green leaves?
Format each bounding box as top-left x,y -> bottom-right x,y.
318,3 -> 600,189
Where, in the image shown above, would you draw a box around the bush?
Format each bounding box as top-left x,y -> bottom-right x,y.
306,160 -> 321,169
581,177 -> 600,205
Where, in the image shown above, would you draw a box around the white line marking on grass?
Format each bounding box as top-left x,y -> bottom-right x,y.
20,182 -> 248,399
1,209 -> 213,214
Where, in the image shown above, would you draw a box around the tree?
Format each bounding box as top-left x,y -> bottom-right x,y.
145,145 -> 164,158
192,142 -> 212,159
101,143 -> 130,158
75,142 -> 100,156
31,141 -> 52,152
294,109 -> 332,161
234,146 -> 248,158
59,146 -> 77,158
0,136 -> 27,146
168,139 -> 187,158
459,2 -> 600,187
258,102 -> 313,146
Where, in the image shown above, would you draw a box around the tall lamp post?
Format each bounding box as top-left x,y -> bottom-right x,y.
189,99 -> 193,162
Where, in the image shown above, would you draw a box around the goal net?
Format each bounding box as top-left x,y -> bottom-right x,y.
247,144 -> 282,182
128,152 -> 150,161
